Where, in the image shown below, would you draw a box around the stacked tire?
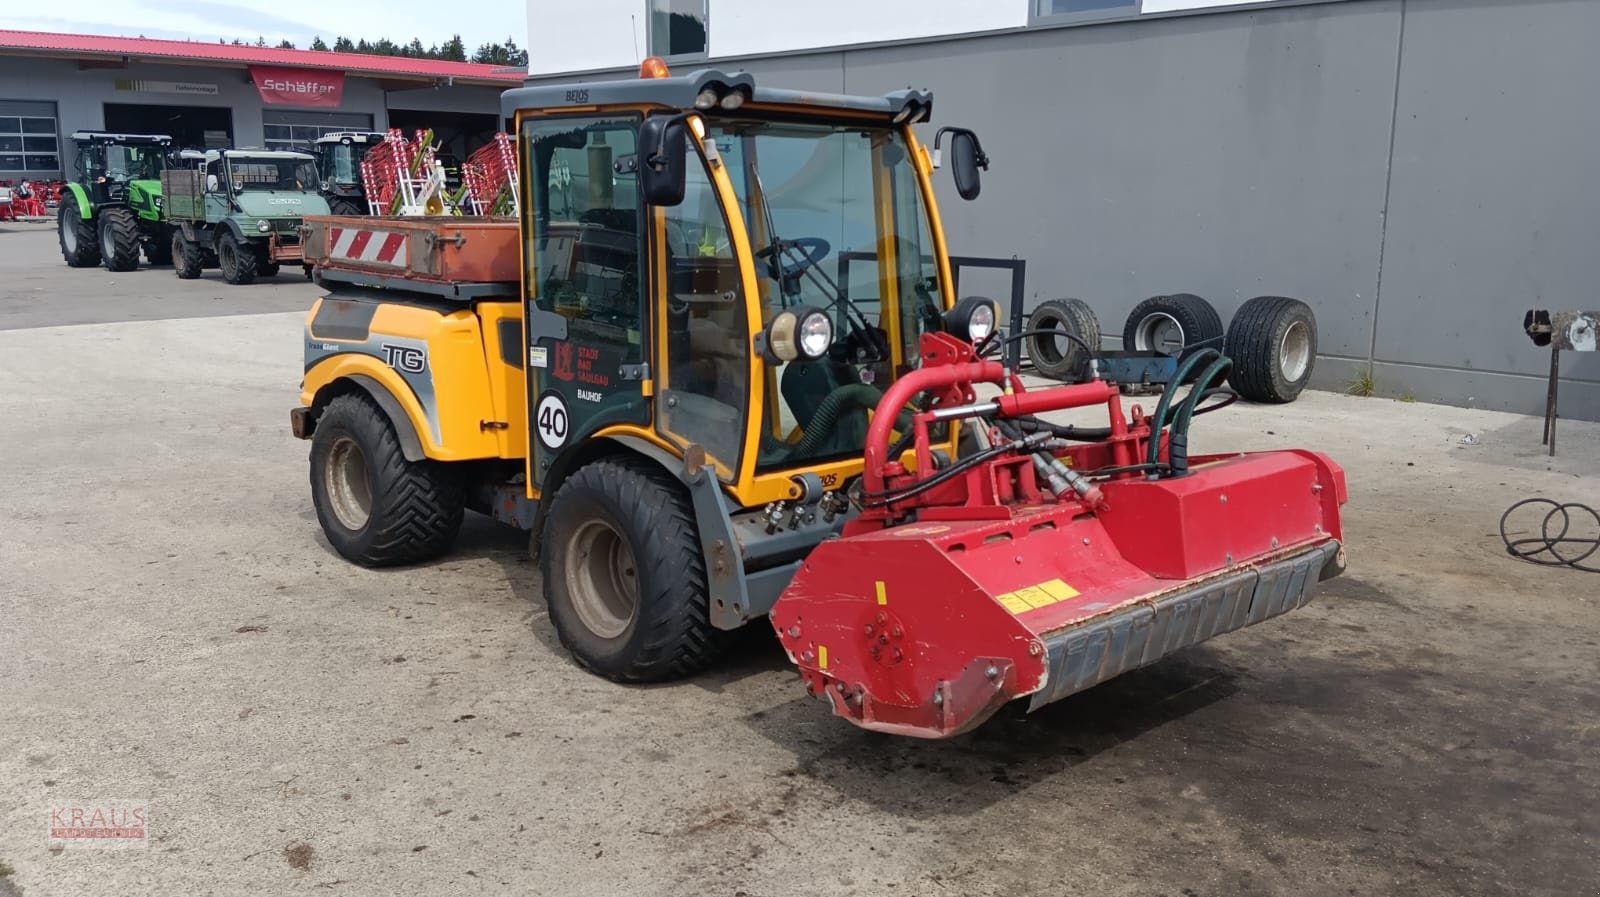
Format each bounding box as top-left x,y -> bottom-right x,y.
1225,296 -> 1317,403
1023,291 -> 1319,404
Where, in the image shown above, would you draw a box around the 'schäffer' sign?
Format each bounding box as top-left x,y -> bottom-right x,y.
250,66 -> 344,108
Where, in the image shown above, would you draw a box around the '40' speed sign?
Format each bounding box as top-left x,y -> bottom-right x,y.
535,391 -> 570,449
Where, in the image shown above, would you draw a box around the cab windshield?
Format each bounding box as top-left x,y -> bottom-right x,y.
228,158 -> 318,191
319,143 -> 361,184
92,145 -> 166,181
709,121 -> 943,472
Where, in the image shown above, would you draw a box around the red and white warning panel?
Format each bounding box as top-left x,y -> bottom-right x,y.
327,225 -> 409,268
301,215 -> 521,285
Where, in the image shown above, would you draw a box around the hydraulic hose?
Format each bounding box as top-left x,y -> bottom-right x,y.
1146,348 -> 1221,466
1166,356 -> 1233,475
786,384 -> 895,458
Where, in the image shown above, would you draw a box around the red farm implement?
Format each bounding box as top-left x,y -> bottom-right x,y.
769,333 -> 1347,738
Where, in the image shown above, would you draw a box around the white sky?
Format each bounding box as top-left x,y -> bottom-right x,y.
1,1 -> 529,56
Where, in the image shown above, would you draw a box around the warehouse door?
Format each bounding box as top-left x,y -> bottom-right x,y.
104,103 -> 233,150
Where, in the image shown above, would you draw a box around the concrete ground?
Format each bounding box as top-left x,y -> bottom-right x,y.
1,221 -> 1597,897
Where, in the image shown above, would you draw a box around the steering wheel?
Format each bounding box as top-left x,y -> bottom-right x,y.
755,237 -> 831,282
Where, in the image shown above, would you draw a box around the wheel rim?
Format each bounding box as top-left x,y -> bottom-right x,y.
60,209 -> 76,252
172,233 -> 184,262
1279,320 -> 1312,382
564,518 -> 639,640
323,435 -> 373,531
100,219 -> 115,260
1135,312 -> 1185,354
219,241 -> 235,278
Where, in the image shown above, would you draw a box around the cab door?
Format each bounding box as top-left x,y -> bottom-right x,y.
519,114 -> 650,487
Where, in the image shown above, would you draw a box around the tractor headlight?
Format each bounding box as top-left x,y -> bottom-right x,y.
765,305 -> 834,363
257,219 -> 270,233
945,296 -> 998,343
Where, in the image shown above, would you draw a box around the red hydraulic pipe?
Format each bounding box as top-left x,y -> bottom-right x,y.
994,380 -> 1117,418
864,360 -> 1006,497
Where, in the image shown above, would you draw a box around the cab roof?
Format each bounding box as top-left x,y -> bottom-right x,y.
500,68 -> 932,124
207,149 -> 315,161
70,131 -> 173,145
313,131 -> 387,144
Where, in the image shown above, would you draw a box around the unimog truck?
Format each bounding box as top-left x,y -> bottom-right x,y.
57,131 -> 174,271
162,149 -> 329,284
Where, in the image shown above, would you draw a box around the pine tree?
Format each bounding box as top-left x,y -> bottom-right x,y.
276,39 -> 295,49
332,36 -> 355,52
311,36 -> 329,51
439,34 -> 467,62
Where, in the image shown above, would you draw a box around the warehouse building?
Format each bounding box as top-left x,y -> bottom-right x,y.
0,30 -> 521,182
523,0 -> 1600,420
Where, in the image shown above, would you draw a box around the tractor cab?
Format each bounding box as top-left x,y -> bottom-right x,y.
71,131 -> 172,200
506,63 -> 991,510
311,131 -> 385,214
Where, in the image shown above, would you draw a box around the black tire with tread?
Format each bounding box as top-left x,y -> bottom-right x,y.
1026,298 -> 1101,381
1122,293 -> 1223,358
541,455 -> 727,683
218,230 -> 257,284
328,196 -> 365,216
98,206 -> 142,272
261,255 -> 282,278
172,231 -> 203,279
1225,295 -> 1318,403
57,195 -> 101,267
309,392 -> 465,566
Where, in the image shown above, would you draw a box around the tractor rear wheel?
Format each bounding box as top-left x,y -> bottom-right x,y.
309,392 -> 465,566
57,195 -> 100,268
541,456 -> 726,682
172,231 -> 203,279
98,207 -> 142,272
218,231 -> 257,285
1026,298 -> 1101,381
328,196 -> 364,216
1225,296 -> 1318,403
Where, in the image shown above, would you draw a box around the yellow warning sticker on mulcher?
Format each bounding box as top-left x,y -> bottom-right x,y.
995,578 -> 1080,614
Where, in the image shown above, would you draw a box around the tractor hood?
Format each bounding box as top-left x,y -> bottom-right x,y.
235,192 -> 329,218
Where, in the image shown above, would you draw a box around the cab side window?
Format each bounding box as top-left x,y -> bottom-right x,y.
526,119 -> 643,361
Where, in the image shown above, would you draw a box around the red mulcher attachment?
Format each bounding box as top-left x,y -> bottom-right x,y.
770,333 -> 1347,738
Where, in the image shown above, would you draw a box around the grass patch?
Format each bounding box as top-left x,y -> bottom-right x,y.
1399,392 -> 1417,403
1345,368 -> 1376,397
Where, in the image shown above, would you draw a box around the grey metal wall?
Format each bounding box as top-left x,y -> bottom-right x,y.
529,0 -> 1600,420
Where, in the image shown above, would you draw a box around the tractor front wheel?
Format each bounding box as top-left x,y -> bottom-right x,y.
98,207 -> 142,272
328,196 -> 364,216
218,231 -> 257,285
172,231 -> 203,279
57,195 -> 100,268
541,456 -> 726,682
309,393 -> 465,566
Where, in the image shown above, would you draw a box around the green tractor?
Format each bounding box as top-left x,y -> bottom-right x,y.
57,131 -> 175,271
310,131 -> 385,216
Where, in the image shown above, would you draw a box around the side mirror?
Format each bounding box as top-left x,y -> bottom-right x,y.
934,127 -> 989,201
638,115 -> 689,207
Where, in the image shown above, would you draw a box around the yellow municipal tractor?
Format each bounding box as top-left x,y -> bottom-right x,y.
293,60 -> 1345,737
